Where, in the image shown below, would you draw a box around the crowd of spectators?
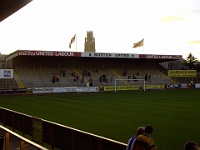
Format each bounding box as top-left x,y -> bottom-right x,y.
52,70 -> 66,83
52,74 -> 60,83
127,125 -> 199,150
51,69 -> 154,85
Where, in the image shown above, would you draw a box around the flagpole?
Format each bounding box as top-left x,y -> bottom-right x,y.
76,33 -> 77,52
143,44 -> 144,54
143,38 -> 144,54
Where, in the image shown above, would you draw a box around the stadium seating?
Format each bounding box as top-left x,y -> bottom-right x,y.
10,56 -> 181,88
13,66 -> 174,88
0,78 -> 18,89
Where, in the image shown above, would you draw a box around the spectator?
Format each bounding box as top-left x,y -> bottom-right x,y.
105,78 -> 108,83
87,71 -> 91,77
133,75 -> 137,81
62,70 -> 65,77
184,141 -> 199,150
57,74 -> 60,82
60,70 -> 63,77
111,75 -> 113,82
149,75 -> 151,82
81,80 -> 85,86
99,77 -> 102,83
136,72 -> 139,76
92,69 -> 98,73
133,125 -> 157,150
144,74 -> 148,81
52,76 -> 55,83
89,82 -> 93,86
123,69 -> 128,76
76,76 -> 79,82
126,126 -> 145,150
71,73 -> 75,77
89,78 -> 92,84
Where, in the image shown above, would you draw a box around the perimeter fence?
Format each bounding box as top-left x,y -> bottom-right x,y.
0,107 -> 127,150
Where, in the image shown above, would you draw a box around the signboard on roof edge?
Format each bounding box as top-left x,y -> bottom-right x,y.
14,50 -> 182,60
17,50 -> 81,57
81,52 -> 139,58
140,54 -> 182,59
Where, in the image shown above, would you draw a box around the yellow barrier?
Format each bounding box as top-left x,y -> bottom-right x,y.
104,85 -> 165,91
168,70 -> 197,77
13,71 -> 25,88
104,85 -> 140,91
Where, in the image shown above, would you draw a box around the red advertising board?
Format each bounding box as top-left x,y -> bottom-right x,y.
139,54 -> 182,59
17,50 -> 81,57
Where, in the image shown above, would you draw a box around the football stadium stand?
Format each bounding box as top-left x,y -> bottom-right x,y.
1,50 -> 185,89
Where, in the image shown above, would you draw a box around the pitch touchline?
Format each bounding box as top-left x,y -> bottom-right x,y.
41,96 -> 77,102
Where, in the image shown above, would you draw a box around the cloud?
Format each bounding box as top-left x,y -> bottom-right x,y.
188,40 -> 200,45
160,15 -> 183,22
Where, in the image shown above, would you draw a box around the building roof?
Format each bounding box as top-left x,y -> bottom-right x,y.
0,0 -> 32,22
5,50 -> 182,63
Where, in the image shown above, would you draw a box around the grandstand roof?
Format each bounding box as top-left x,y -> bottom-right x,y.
0,0 -> 32,22
6,50 -> 182,63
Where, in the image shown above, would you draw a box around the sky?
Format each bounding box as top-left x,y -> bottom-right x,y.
0,0 -> 200,60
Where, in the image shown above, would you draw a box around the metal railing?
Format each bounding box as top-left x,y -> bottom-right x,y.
0,125 -> 48,150
0,107 -> 127,150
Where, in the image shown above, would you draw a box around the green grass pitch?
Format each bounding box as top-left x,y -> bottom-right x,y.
0,89 -> 200,150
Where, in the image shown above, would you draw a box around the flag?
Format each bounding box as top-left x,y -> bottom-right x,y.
133,39 -> 144,48
69,34 -> 76,48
